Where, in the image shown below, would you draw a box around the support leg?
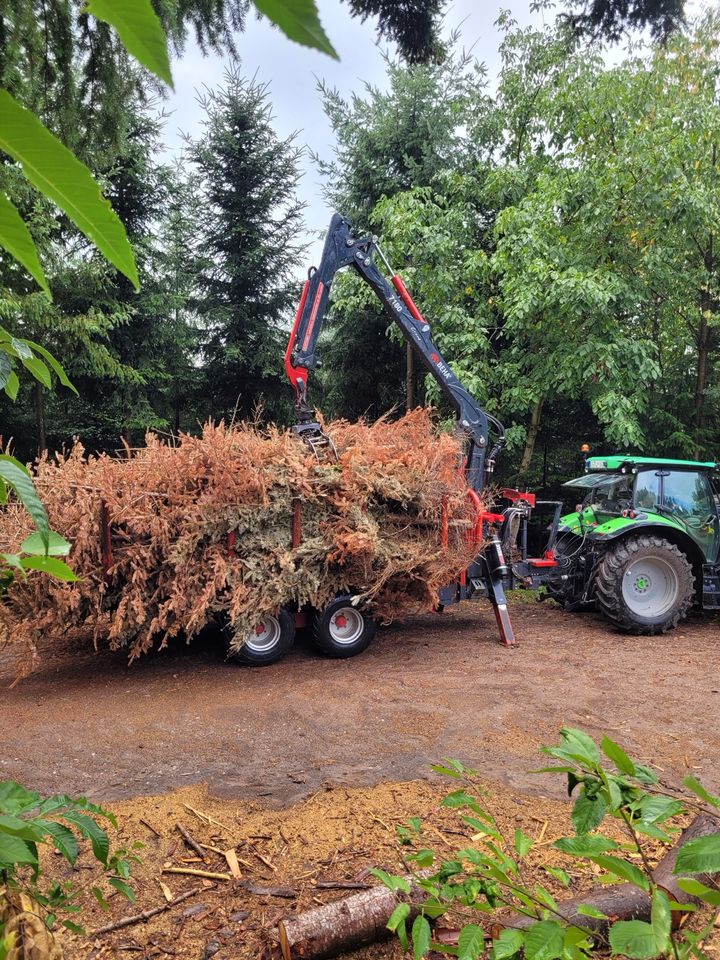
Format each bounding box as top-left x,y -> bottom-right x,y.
487,572 -> 515,646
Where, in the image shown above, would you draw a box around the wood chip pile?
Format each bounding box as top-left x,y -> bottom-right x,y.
0,410 -> 480,672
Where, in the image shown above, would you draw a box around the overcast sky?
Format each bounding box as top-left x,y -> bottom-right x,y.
163,1 -> 545,265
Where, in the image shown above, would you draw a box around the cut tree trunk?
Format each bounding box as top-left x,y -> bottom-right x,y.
491,813 -> 720,940
274,874 -> 428,960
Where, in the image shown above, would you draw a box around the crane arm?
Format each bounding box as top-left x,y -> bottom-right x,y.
285,212 -> 504,490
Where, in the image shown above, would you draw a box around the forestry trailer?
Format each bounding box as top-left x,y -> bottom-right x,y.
547,454 -> 720,634
243,211 -> 560,665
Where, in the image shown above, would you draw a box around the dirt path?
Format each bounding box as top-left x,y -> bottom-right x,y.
3,599 -> 718,804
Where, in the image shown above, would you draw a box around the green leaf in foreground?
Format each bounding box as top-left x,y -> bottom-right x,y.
683,775 -> 720,808
0,459 -> 49,543
21,555 -> 77,581
0,192 -> 49,295
492,928 -> 524,960
523,920 -> 564,960
608,920 -> 657,959
674,833 -> 720,874
386,902 -> 410,951
588,854 -> 648,889
21,531 -> 72,557
458,923 -> 486,960
554,835 -> 619,856
0,833 -> 38,866
252,0 -> 338,58
601,735 -> 636,775
85,0 -> 173,88
411,914 -> 431,959
0,91 -> 138,290
24,339 -> 77,394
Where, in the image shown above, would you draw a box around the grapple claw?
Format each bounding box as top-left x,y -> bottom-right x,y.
292,421 -> 338,460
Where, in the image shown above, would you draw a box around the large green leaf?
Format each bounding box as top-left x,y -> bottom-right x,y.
36,820 -> 79,865
0,460 -> 49,544
458,924 -> 486,960
0,192 -> 49,295
674,833 -> 720,875
683,776 -> 720,808
252,0 -> 338,59
0,781 -> 38,814
21,555 -> 78,581
0,91 -> 138,290
523,920 -> 564,960
0,814 -> 45,841
21,355 -> 51,388
0,833 -> 38,866
61,811 -> 109,866
21,531 -> 72,557
571,793 -> 607,833
608,920 -> 657,959
601,735 -> 636,776
411,915 -> 431,959
588,855 -> 649,890
85,0 -> 173,88
554,835 -> 619,856
24,340 -> 77,395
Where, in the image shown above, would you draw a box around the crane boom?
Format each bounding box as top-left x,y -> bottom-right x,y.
285,212 -> 505,492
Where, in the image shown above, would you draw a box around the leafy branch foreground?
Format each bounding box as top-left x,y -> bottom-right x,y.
370,730 -> 720,960
0,781 -> 140,959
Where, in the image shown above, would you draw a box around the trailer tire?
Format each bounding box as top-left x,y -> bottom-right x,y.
312,597 -> 376,659
222,608 -> 295,666
594,534 -> 694,635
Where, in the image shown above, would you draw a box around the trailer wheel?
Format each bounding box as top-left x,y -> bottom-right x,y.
312,597 -> 376,659
222,608 -> 295,666
594,535 -> 694,635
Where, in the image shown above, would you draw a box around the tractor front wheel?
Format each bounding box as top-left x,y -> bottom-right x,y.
594,535 -> 694,635
312,597 -> 376,658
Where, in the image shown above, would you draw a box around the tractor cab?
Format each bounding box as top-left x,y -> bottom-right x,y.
562,456 -> 720,563
550,455 -> 720,633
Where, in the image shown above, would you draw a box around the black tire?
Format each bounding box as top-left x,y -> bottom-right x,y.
222,607 -> 295,666
312,596 -> 376,659
594,535 -> 694,635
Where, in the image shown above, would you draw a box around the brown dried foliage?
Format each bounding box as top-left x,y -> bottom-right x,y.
0,410 -> 480,673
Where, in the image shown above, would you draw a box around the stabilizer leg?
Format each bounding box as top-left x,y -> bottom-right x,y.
487,572 -> 515,646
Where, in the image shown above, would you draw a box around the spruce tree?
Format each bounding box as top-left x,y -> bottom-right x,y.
188,66 -> 304,423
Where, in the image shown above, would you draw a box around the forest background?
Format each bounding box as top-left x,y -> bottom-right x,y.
2,0 -> 718,493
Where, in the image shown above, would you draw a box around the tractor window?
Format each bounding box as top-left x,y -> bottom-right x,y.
662,471 -> 719,561
584,474 -> 634,514
662,471 -> 714,520
634,471 -> 660,510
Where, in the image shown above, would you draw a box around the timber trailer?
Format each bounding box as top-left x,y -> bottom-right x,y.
547,453 -> 720,634
227,212 -> 562,666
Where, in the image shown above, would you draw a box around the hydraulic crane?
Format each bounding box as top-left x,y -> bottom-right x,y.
285,213 -> 560,646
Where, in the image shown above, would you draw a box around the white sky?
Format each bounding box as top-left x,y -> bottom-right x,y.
163,1 -> 545,265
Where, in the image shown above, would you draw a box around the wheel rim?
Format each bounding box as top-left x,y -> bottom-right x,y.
328,607 -> 365,645
622,556 -> 680,618
243,615 -> 282,653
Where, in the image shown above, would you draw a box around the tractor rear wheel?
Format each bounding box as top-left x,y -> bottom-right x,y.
223,608 -> 296,666
594,535 -> 694,635
312,597 -> 376,658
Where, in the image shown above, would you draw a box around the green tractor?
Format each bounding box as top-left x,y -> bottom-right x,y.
547,455 -> 720,634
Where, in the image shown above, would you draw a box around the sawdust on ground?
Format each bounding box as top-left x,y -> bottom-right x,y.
49,775 -> 623,960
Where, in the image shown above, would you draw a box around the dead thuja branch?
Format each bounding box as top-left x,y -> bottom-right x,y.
0,410 -> 481,675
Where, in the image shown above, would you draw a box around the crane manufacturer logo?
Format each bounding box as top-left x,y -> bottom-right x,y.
431,353 -> 453,380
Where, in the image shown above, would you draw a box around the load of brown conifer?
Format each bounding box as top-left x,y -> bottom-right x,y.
0,410 -> 481,673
